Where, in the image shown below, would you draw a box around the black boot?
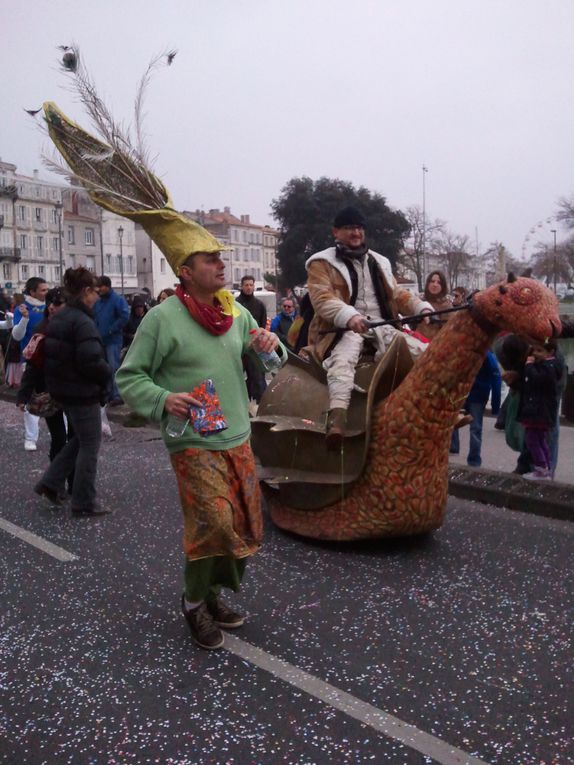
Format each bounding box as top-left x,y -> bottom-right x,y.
325,407 -> 347,451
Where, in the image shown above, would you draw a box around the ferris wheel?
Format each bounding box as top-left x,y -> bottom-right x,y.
521,215 -> 559,260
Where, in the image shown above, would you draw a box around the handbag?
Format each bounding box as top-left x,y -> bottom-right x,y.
504,389 -> 524,452
22,333 -> 45,368
26,391 -> 62,418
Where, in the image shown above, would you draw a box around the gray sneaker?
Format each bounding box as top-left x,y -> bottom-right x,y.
181,597 -> 224,650
206,597 -> 245,629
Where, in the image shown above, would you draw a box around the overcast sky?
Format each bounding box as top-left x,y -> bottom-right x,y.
3,0 -> 573,259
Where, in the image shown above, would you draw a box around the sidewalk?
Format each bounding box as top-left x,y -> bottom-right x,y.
449,415 -> 574,485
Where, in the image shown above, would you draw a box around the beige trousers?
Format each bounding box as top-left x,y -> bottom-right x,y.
323,326 -> 427,409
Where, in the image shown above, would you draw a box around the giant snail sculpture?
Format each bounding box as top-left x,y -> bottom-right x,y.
34,51 -> 562,545
252,276 -> 562,541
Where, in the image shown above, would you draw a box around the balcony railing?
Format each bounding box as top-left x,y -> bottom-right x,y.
0,247 -> 22,262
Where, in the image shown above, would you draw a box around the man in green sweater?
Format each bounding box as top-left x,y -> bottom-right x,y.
117,250 -> 284,649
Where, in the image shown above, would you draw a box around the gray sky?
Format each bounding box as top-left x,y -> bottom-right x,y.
3,0 -> 574,260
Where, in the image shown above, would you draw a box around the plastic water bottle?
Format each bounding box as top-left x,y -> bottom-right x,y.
257,348 -> 282,372
165,413 -> 190,438
249,330 -> 282,372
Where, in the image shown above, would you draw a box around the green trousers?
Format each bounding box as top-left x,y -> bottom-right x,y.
184,555 -> 247,602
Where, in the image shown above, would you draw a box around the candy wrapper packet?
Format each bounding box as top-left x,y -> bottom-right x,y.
189,378 -> 228,437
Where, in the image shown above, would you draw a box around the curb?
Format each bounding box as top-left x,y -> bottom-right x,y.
448,466 -> 574,522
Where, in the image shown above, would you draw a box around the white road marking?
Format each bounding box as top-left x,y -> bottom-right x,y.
225,634 -> 490,765
0,517 -> 78,562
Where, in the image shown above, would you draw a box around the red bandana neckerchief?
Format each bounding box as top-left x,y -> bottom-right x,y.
175,284 -> 233,336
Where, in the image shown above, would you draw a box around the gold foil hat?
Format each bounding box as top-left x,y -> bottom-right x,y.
43,100 -> 224,273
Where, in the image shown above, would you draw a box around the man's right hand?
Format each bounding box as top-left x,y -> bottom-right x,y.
346,315 -> 370,334
18,305 -> 29,319
164,392 -> 202,419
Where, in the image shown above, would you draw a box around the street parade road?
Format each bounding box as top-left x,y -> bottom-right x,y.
0,401 -> 572,765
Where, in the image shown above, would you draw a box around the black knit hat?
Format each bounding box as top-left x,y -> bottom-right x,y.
333,206 -> 366,228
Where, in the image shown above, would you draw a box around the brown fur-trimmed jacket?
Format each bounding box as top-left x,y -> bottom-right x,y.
306,247 -> 432,362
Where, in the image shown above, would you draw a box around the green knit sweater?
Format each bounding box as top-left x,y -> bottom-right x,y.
116,295 -> 284,453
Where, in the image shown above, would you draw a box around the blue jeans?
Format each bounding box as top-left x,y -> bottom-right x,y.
104,341 -> 122,402
466,401 -> 485,467
40,403 -> 102,510
450,402 -> 485,465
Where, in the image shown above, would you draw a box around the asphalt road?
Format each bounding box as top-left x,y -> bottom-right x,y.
0,401 -> 572,765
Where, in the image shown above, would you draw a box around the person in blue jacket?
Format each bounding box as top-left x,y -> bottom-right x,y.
450,350 -> 501,467
11,277 -> 49,450
93,276 -> 129,405
270,297 -> 296,347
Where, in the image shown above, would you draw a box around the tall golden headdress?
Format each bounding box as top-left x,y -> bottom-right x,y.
41,48 -> 224,274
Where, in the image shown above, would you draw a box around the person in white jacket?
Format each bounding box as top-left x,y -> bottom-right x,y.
306,206 -> 432,449
11,278 -> 49,450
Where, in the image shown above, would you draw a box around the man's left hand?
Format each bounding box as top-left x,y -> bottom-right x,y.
419,309 -> 432,325
250,328 -> 279,354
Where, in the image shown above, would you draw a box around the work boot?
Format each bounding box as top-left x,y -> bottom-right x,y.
34,482 -> 64,507
325,407 -> 347,451
206,597 -> 245,629
454,411 -> 473,430
181,597 -> 224,650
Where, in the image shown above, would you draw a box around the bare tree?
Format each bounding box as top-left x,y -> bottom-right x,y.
429,229 -> 472,290
399,205 -> 446,290
556,195 -> 574,230
531,243 -> 571,287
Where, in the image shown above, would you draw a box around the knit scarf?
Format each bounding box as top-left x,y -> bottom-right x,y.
335,242 -> 369,260
175,285 -> 238,335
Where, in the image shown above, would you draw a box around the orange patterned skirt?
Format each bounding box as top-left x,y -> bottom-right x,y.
170,441 -> 263,561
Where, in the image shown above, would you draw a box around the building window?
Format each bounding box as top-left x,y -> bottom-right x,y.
18,205 -> 26,221
106,254 -> 112,271
68,226 -> 75,244
38,265 -> 45,276
36,236 -> 43,251
52,237 -> 59,251
51,209 -> 58,224
86,256 -> 95,272
21,265 -> 29,279
19,234 -> 27,249
243,248 -> 248,259
128,256 -> 134,274
35,207 -> 42,222
85,228 -> 95,246
160,258 -> 166,274
3,264 -> 11,280
242,231 -> 247,243
54,266 -> 60,281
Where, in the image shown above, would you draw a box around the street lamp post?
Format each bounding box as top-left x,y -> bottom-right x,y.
118,226 -> 124,296
550,229 -> 557,294
422,164 -> 428,284
55,200 -> 64,285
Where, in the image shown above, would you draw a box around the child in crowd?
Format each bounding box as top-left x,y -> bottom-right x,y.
518,339 -> 564,481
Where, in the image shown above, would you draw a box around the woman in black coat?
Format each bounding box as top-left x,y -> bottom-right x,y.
34,268 -> 111,516
17,288 -> 75,492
